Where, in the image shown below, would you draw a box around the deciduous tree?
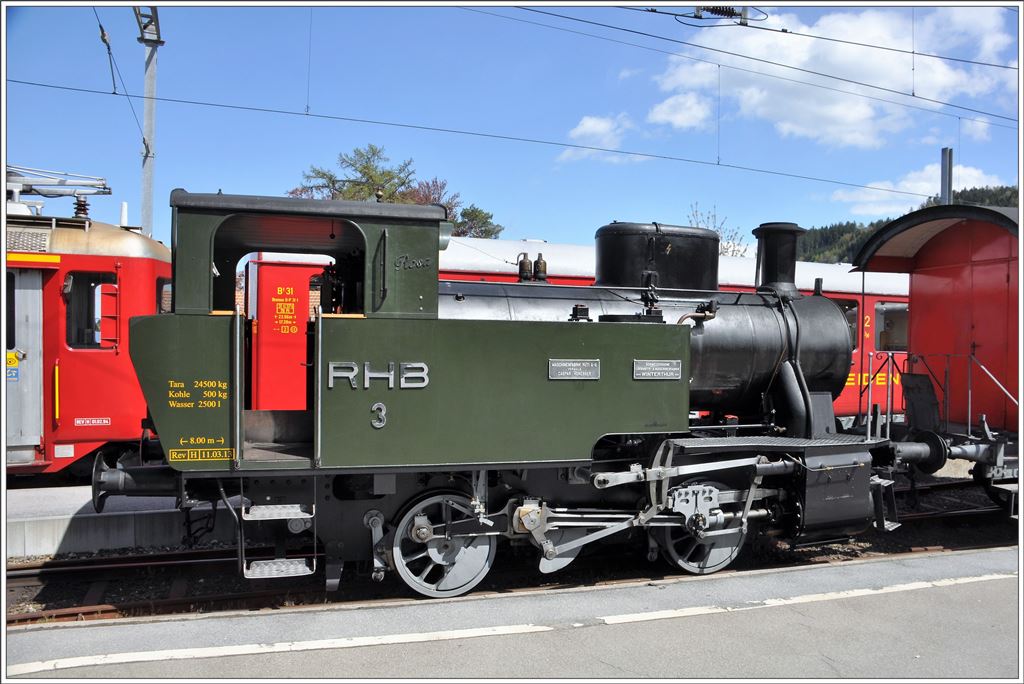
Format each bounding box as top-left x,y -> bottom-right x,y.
688,202 -> 748,257
290,145 -> 505,238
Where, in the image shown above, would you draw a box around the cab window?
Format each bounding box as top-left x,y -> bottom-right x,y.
64,272 -> 116,347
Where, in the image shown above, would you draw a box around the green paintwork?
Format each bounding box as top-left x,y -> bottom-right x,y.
168,192 -> 446,318
131,313 -> 237,471
316,318 -> 690,467
137,192 -> 692,473
359,221 -> 439,319
132,313 -> 691,472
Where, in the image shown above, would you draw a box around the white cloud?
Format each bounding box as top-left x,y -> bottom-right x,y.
558,114 -> 635,162
653,59 -> 718,92
962,117 -> 991,142
831,162 -> 1003,216
567,114 -> 631,147
917,127 -> 948,146
646,92 -> 713,130
645,7 -> 1017,149
618,67 -> 642,81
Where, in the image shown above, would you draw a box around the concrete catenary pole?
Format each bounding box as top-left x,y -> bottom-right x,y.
940,147 -> 953,205
134,7 -> 164,237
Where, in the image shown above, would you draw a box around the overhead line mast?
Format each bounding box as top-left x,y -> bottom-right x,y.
134,6 -> 164,238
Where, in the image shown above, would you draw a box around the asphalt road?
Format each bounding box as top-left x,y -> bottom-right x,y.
6,546 -> 1020,679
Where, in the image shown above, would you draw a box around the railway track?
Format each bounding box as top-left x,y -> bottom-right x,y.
7,499 -> 1016,627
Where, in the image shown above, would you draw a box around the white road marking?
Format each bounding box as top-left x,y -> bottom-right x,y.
603,604 -> 730,624
6,624 -> 553,676
600,573 -> 1017,625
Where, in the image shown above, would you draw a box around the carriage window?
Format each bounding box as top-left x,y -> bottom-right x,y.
65,272 -> 117,347
830,298 -> 858,351
157,278 -> 173,314
875,301 -> 908,352
6,271 -> 15,350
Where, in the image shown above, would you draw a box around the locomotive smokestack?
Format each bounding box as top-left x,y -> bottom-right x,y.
753,222 -> 805,299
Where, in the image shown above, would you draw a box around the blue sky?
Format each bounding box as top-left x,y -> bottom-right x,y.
4,4 -> 1021,250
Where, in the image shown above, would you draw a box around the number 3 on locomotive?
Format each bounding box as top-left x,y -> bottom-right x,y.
371,402 -> 387,429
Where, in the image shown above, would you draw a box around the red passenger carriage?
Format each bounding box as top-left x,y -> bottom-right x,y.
853,204 -> 1018,506
5,171 -> 171,476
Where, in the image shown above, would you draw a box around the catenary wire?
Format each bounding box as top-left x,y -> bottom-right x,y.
92,7 -> 146,146
622,6 -> 1017,70
517,7 -> 1017,123
93,9 -> 117,94
7,78 -> 938,200
305,7 -> 313,114
461,8 -> 1014,131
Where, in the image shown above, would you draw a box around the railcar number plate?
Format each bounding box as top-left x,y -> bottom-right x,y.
633,359 -> 682,380
548,359 -> 600,380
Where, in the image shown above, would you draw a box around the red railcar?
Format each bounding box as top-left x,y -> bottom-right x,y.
853,204 -> 1018,435
853,204 -> 1018,509
6,200 -> 171,476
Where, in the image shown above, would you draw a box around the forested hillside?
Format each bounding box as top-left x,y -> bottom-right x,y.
797,185 -> 1018,263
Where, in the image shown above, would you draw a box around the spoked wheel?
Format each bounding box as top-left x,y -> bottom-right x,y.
658,480 -> 746,575
390,492 -> 497,598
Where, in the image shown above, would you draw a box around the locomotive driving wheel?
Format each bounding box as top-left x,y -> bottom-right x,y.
658,479 -> 747,575
390,492 -> 497,598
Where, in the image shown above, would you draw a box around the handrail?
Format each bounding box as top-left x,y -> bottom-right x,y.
380,228 -> 389,302
859,351 -> 906,439
314,306 -> 322,469
232,312 -> 242,470
53,359 -> 60,426
905,352 -> 1018,435
972,354 -> 1019,407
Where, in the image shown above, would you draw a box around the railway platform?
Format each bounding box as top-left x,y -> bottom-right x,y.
4,486 -> 233,559
6,545 -> 1019,679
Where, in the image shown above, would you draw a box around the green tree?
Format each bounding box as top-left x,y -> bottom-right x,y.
920,185 -> 1019,209
288,143 -> 415,202
796,184 -> 1019,264
455,205 -> 504,239
289,144 -> 507,238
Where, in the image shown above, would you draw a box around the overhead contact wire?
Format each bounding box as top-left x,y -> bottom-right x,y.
517,7 -> 1017,123
91,8 -> 147,153
8,78 -> 937,201
461,8 -> 1015,131
623,6 -> 1017,70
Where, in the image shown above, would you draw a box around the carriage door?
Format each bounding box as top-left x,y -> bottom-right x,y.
6,269 -> 43,464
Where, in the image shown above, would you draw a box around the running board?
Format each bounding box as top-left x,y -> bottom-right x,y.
242,503 -> 315,520
244,558 -> 315,579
